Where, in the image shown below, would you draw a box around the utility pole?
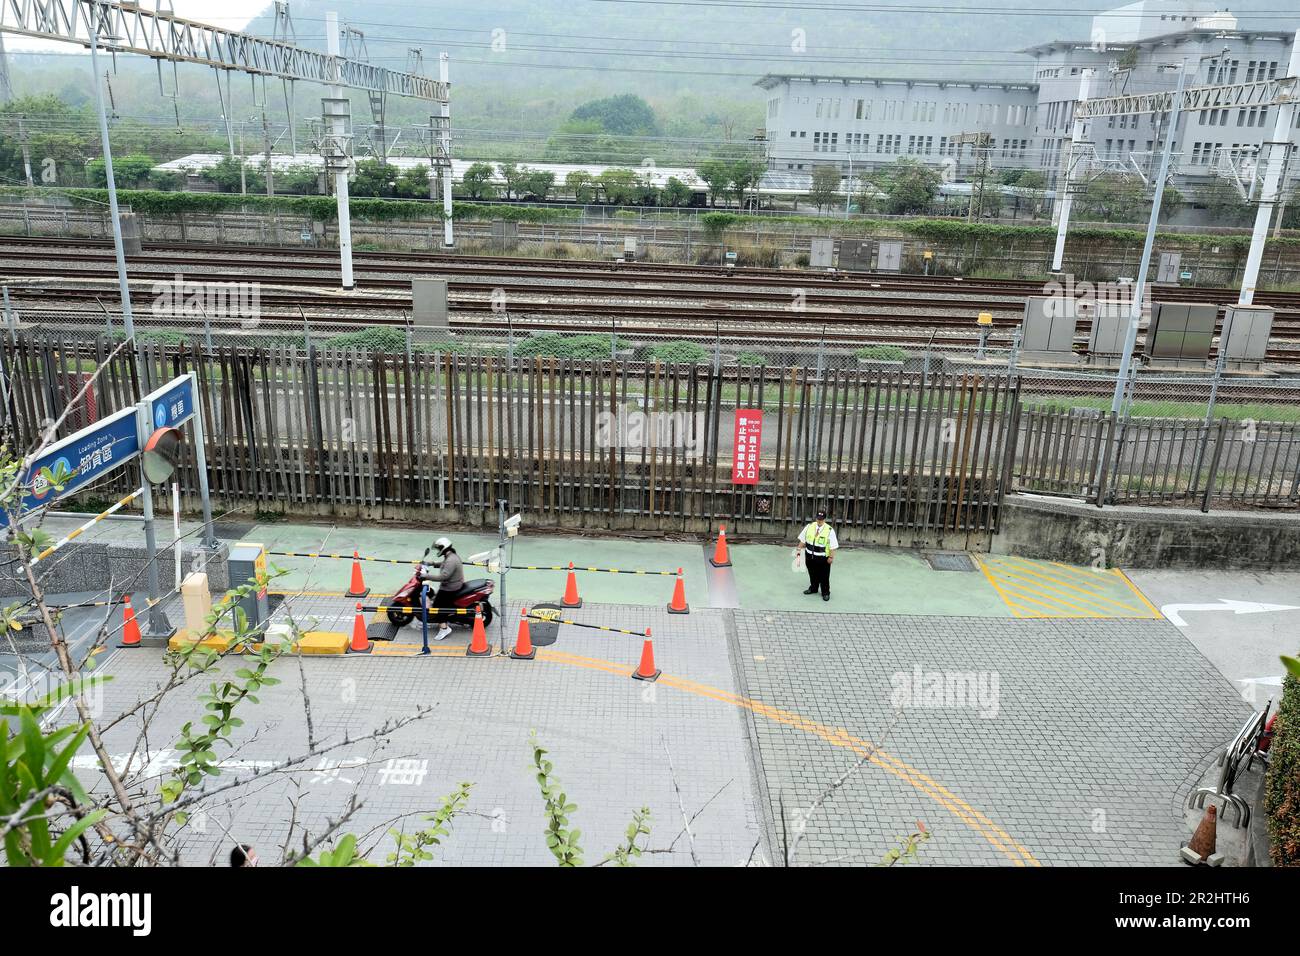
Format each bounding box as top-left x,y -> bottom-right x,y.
1110,62 -> 1188,416
1051,69 -> 1092,272
17,115 -> 33,186
439,52 -> 454,248
325,11 -> 355,288
263,109 -> 275,196
1238,31 -> 1300,305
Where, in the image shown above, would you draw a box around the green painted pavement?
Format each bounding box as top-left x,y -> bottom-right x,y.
723,542 -> 1014,617
251,522 -> 707,609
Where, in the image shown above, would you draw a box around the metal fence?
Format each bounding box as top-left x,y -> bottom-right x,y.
1,334 -> 1016,546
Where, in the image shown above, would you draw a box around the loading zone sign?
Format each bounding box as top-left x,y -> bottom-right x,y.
17,406 -> 141,518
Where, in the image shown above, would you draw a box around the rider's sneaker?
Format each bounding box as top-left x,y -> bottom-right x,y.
434,625 -> 452,642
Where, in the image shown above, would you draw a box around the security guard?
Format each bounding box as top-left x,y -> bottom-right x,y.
796,509 -> 838,601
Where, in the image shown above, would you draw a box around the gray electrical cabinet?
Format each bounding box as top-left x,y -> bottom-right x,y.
1221,305 -> 1274,369
1143,301 -> 1217,367
1019,296 -> 1080,363
875,240 -> 903,272
228,542 -> 271,634
1156,252 -> 1182,284
1085,299 -> 1131,359
623,237 -> 638,261
838,239 -> 874,272
810,238 -> 835,269
411,278 -> 449,328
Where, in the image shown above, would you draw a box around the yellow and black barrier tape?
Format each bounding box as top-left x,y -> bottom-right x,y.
523,609 -> 648,638
266,549 -> 680,577
356,604 -> 480,616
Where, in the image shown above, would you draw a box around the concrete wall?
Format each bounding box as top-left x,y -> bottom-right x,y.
993,494 -> 1300,569
0,541 -> 230,599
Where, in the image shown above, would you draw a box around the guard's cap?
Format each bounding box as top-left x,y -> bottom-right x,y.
815,510 -> 827,519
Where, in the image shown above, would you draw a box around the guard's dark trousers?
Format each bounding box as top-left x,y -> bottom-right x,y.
806,554 -> 831,597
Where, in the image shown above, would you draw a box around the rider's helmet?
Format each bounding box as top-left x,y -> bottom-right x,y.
434,536 -> 453,556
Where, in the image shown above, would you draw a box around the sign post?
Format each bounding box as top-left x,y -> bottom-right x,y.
141,373 -> 216,550
133,398 -> 176,642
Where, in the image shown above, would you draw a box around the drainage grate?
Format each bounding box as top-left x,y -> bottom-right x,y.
925,552 -> 976,572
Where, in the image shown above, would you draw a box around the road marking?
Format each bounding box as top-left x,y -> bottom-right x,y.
1160,599 -> 1300,628
977,556 -> 1159,619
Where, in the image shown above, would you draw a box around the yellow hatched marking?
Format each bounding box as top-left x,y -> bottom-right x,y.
989,580 -> 1099,618
990,562 -> 1142,614
1113,569 -> 1163,619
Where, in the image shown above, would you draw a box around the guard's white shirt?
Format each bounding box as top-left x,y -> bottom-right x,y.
798,522 -> 838,552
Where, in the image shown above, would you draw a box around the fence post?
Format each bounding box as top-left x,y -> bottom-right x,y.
1201,418 -> 1229,514
1094,412 -> 1116,507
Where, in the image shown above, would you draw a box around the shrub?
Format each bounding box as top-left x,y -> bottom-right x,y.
856,344 -> 909,362
736,350 -> 768,366
1267,673 -> 1300,866
515,333 -> 623,358
648,340 -> 708,364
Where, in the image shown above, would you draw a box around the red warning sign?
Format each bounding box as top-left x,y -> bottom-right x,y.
732,409 -> 762,485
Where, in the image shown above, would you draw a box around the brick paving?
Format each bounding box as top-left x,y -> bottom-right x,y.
78,602 -> 765,867
731,611 -> 1251,866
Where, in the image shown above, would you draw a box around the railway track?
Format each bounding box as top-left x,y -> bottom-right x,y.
6,235 -> 1300,308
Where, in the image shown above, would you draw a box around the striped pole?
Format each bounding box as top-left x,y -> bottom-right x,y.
30,488 -> 144,567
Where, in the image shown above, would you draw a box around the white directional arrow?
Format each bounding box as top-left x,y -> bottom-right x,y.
1160,599 -> 1300,628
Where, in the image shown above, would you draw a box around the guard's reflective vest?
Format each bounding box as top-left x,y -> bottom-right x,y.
801,522 -> 834,557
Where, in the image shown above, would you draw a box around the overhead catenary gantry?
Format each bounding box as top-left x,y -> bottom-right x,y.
0,0 -> 455,287
1049,33 -> 1300,416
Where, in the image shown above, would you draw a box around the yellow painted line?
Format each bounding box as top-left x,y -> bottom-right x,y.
980,563 -> 1104,617
982,564 -> 1138,616
987,581 -> 1093,617
986,566 -> 1123,617
988,556 -> 1128,600
976,558 -> 1027,619
269,590 -> 349,598
531,647 -> 1039,867
1114,569 -> 1163,619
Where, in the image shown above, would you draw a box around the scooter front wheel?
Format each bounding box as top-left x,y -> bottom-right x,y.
479,602 -> 494,627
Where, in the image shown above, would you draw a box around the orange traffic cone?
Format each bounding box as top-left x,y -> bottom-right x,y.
561,562 -> 582,608
709,525 -> 732,568
510,607 -> 536,660
346,550 -> 369,598
466,605 -> 492,657
631,629 -> 660,682
666,568 -> 689,614
349,603 -> 372,654
118,595 -> 142,648
1184,805 -> 1218,864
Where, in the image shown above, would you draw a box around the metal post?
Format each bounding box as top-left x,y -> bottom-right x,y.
172,480 -> 181,590
17,116 -> 33,186
326,12 -> 355,289
87,24 -> 139,361
496,498 -> 508,649
1238,31 -> 1300,306
1051,70 -> 1092,273
420,582 -> 430,655
1110,62 -> 1188,417
186,371 -> 219,550
2,285 -> 15,343
439,53 -> 454,248
133,402 -> 174,640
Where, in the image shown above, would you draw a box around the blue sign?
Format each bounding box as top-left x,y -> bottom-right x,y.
18,407 -> 141,517
144,376 -> 196,432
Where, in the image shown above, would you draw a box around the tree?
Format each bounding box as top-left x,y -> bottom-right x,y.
498,162 -> 524,200
521,169 -> 556,201
1198,178 -> 1252,225
568,94 -> 659,137
278,164 -> 324,196
1075,173 -> 1181,223
875,158 -> 942,214
729,158 -> 767,210
349,160 -> 401,197
596,168 -> 637,204
662,177 -> 693,207
809,165 -> 842,212
86,154 -> 156,189
394,164 -> 432,199
565,169 -> 597,203
200,156 -> 263,194
697,160 -> 732,208
459,161 -> 497,200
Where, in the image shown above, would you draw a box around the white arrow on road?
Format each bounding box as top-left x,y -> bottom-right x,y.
1160,599 -> 1300,628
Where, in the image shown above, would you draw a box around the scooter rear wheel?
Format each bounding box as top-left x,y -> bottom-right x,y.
387,608 -> 414,627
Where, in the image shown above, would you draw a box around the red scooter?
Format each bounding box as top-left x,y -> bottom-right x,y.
384,544 -> 495,628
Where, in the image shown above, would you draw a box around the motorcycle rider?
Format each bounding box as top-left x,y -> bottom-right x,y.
419,537 -> 465,641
